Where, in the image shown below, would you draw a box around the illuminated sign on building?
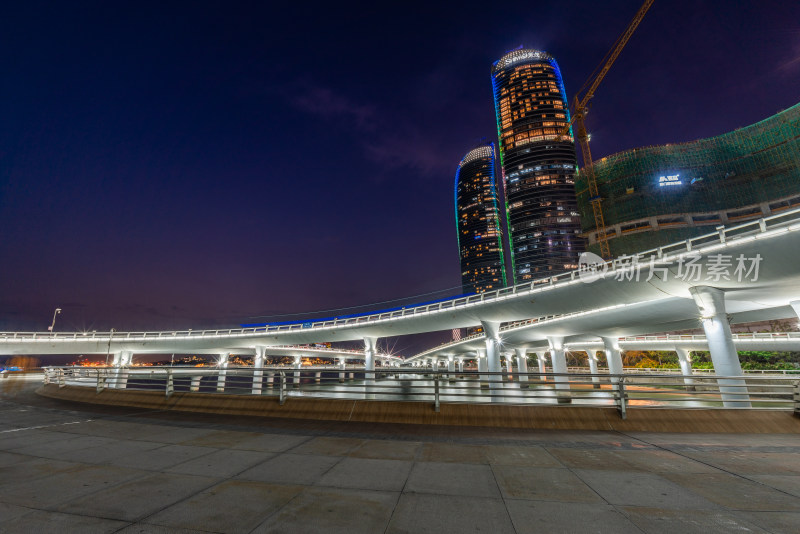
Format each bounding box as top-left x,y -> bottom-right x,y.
658,174 -> 682,187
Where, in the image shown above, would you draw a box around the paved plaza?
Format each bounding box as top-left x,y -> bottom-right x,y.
1,376 -> 799,533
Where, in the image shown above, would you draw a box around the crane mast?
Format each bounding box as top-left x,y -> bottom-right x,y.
562,0 -> 654,259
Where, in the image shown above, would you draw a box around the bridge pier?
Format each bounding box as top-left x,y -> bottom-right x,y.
447,355 -> 455,383
547,337 -> 571,403
267,372 -> 275,388
293,356 -> 302,388
675,347 -> 696,391
477,349 -> 489,389
602,337 -> 624,392
457,358 -> 464,375
535,352 -> 547,381
338,357 -> 346,383
252,346 -> 265,395
505,352 -> 514,381
216,353 -> 228,392
515,348 -> 529,388
482,321 -> 502,394
111,350 -> 133,389
691,286 -> 750,407
586,349 -> 601,389
190,374 -> 201,392
364,337 -> 377,384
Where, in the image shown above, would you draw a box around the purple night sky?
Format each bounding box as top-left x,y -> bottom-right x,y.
1,1 -> 798,355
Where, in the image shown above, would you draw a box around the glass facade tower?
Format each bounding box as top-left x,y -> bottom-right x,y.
491,48 -> 585,283
455,143 -> 507,293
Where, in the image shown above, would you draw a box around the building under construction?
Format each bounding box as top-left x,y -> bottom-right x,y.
576,102 -> 800,257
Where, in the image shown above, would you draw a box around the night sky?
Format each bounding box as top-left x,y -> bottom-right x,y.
1,1 -> 799,348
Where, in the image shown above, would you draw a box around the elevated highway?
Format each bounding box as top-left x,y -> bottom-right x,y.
4,208 -> 800,405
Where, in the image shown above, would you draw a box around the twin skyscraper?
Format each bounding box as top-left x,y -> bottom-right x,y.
455,48 -> 585,294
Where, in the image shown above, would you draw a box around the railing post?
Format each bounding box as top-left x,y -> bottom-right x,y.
794,380 -> 800,418
616,376 -> 627,420
279,371 -> 287,405
434,373 -> 440,412
96,369 -> 106,393
58,368 -> 66,388
166,369 -> 174,398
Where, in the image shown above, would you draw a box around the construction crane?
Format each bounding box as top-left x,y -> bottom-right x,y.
560,0 -> 654,259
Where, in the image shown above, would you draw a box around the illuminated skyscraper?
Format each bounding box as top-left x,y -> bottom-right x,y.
491,48 -> 585,283
455,143 -> 507,293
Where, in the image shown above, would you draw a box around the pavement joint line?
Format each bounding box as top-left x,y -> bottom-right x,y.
89,470 -> 226,526
244,479 -> 308,533
554,455 -> 617,509
0,419 -> 94,433
609,505 -> 648,534
381,452 -> 417,534
130,475 -> 240,529
487,461 -> 521,534
613,428 -> 800,501
15,507 -> 138,530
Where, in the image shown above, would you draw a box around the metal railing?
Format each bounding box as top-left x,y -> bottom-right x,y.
564,366 -> 800,375
42,366 -> 800,418
8,206 -> 800,342
412,331 -> 800,362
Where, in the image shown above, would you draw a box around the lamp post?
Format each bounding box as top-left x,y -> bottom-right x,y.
48,308 -> 62,332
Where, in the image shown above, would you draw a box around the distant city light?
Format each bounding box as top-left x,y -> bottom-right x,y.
658,174 -> 682,187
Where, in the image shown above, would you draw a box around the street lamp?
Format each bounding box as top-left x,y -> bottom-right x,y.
48,308 -> 62,332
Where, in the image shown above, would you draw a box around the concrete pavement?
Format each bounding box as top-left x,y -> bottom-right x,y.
1,375 -> 799,533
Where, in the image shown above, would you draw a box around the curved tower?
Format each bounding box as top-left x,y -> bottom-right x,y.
455,143 -> 507,293
491,48 -> 585,283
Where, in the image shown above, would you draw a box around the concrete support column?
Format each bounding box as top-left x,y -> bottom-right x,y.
586,349 -> 600,389
481,321 -> 502,392
535,352 -> 547,381
601,338 -> 624,377
338,357 -> 346,383
190,374 -> 201,392
505,353 -> 514,380
691,286 -> 750,406
216,353 -> 228,392
364,336 -> 377,383
111,350 -> 133,389
315,372 -> 321,383
476,348 -> 489,388
457,359 -> 464,374
293,356 -> 302,388
252,346 -> 266,395
266,372 -> 275,387
547,337 -> 571,402
675,347 -> 696,391
447,355 -> 455,382
515,348 -> 529,388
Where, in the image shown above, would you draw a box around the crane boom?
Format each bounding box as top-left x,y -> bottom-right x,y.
562,0 -> 654,259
